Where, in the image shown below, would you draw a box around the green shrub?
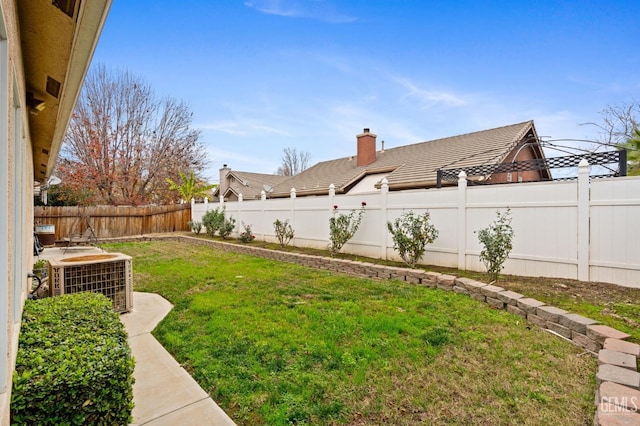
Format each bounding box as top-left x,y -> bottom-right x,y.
201,207 -> 226,236
187,220 -> 203,234
202,207 -> 235,238
219,216 -> 236,239
11,292 -> 135,425
329,202 -> 366,256
476,209 -> 515,282
273,219 -> 295,247
386,211 -> 439,268
33,259 -> 48,270
238,222 -> 256,243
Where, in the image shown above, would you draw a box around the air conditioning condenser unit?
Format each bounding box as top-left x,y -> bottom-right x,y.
48,253 -> 133,313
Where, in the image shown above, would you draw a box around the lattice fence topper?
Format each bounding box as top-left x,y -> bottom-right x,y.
437,150 -> 625,187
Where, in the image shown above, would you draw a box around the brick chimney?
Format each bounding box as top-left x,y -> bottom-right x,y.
219,164 -> 230,200
357,128 -> 377,166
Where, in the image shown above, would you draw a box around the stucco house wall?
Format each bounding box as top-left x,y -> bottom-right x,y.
0,1 -> 110,421
0,1 -> 32,421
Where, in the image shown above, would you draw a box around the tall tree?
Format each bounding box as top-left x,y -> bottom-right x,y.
276,147 -> 311,176
585,99 -> 639,146
58,64 -> 208,205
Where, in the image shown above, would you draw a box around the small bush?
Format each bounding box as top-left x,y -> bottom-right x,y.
219,216 -> 236,239
33,259 -> 48,270
202,207 -> 226,236
187,220 -> 203,234
329,202 -> 366,256
476,209 -> 515,282
387,211 -> 439,268
273,219 -> 295,247
238,222 -> 256,243
11,292 -> 135,425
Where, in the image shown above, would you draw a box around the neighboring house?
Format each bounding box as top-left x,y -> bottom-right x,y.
268,121 -> 550,198
0,1 -> 110,421
214,164 -> 290,201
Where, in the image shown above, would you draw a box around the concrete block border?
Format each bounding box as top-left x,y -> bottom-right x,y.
108,234 -> 640,424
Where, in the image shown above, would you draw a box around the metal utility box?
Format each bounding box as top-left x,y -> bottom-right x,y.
48,253 -> 133,313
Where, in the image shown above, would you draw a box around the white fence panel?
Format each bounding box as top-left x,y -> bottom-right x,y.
262,197 -> 295,243
189,170 -> 640,288
590,177 -> 640,287
464,181 -> 581,280
385,188 -> 459,267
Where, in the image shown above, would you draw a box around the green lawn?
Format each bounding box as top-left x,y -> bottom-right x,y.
186,233 -> 640,343
105,240 -> 597,425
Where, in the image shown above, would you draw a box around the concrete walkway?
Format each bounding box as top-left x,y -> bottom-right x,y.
122,292 -> 236,425
37,247 -> 236,426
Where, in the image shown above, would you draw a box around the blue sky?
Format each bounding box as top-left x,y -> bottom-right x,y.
91,0 -> 639,182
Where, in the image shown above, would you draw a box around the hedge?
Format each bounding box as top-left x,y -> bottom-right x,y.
11,292 -> 135,425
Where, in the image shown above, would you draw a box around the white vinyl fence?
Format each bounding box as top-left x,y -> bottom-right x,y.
193,161 -> 640,289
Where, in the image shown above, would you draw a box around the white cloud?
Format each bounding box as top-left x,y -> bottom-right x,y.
393,76 -> 467,108
244,0 -> 357,23
197,120 -> 291,137
244,0 -> 299,18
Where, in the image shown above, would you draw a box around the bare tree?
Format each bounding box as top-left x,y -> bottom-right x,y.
58,64 -> 208,205
276,147 -> 311,176
583,99 -> 640,146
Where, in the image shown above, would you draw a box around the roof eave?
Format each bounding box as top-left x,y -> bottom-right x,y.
19,0 -> 112,182
385,180 -> 439,191
270,187 -> 337,198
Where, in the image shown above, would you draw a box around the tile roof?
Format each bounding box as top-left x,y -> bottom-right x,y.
270,120 -> 539,197
218,171 -> 289,200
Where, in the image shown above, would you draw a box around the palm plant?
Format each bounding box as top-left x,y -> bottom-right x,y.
166,170 -> 217,202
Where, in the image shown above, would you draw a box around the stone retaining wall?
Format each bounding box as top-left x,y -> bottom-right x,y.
109,235 -> 640,424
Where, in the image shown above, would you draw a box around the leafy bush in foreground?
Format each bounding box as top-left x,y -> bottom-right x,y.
329,202 -> 366,256
202,207 -> 226,236
219,216 -> 236,239
11,292 -> 135,425
238,222 -> 256,243
387,211 -> 439,268
477,208 -> 515,282
187,220 -> 203,234
202,206 -> 235,239
273,219 -> 295,247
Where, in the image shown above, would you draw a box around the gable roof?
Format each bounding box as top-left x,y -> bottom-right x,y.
215,170 -> 289,200
269,121 -> 543,197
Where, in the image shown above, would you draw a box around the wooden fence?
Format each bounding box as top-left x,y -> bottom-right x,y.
34,204 -> 191,241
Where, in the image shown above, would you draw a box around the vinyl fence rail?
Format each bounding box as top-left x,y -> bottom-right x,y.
192,160 -> 640,289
